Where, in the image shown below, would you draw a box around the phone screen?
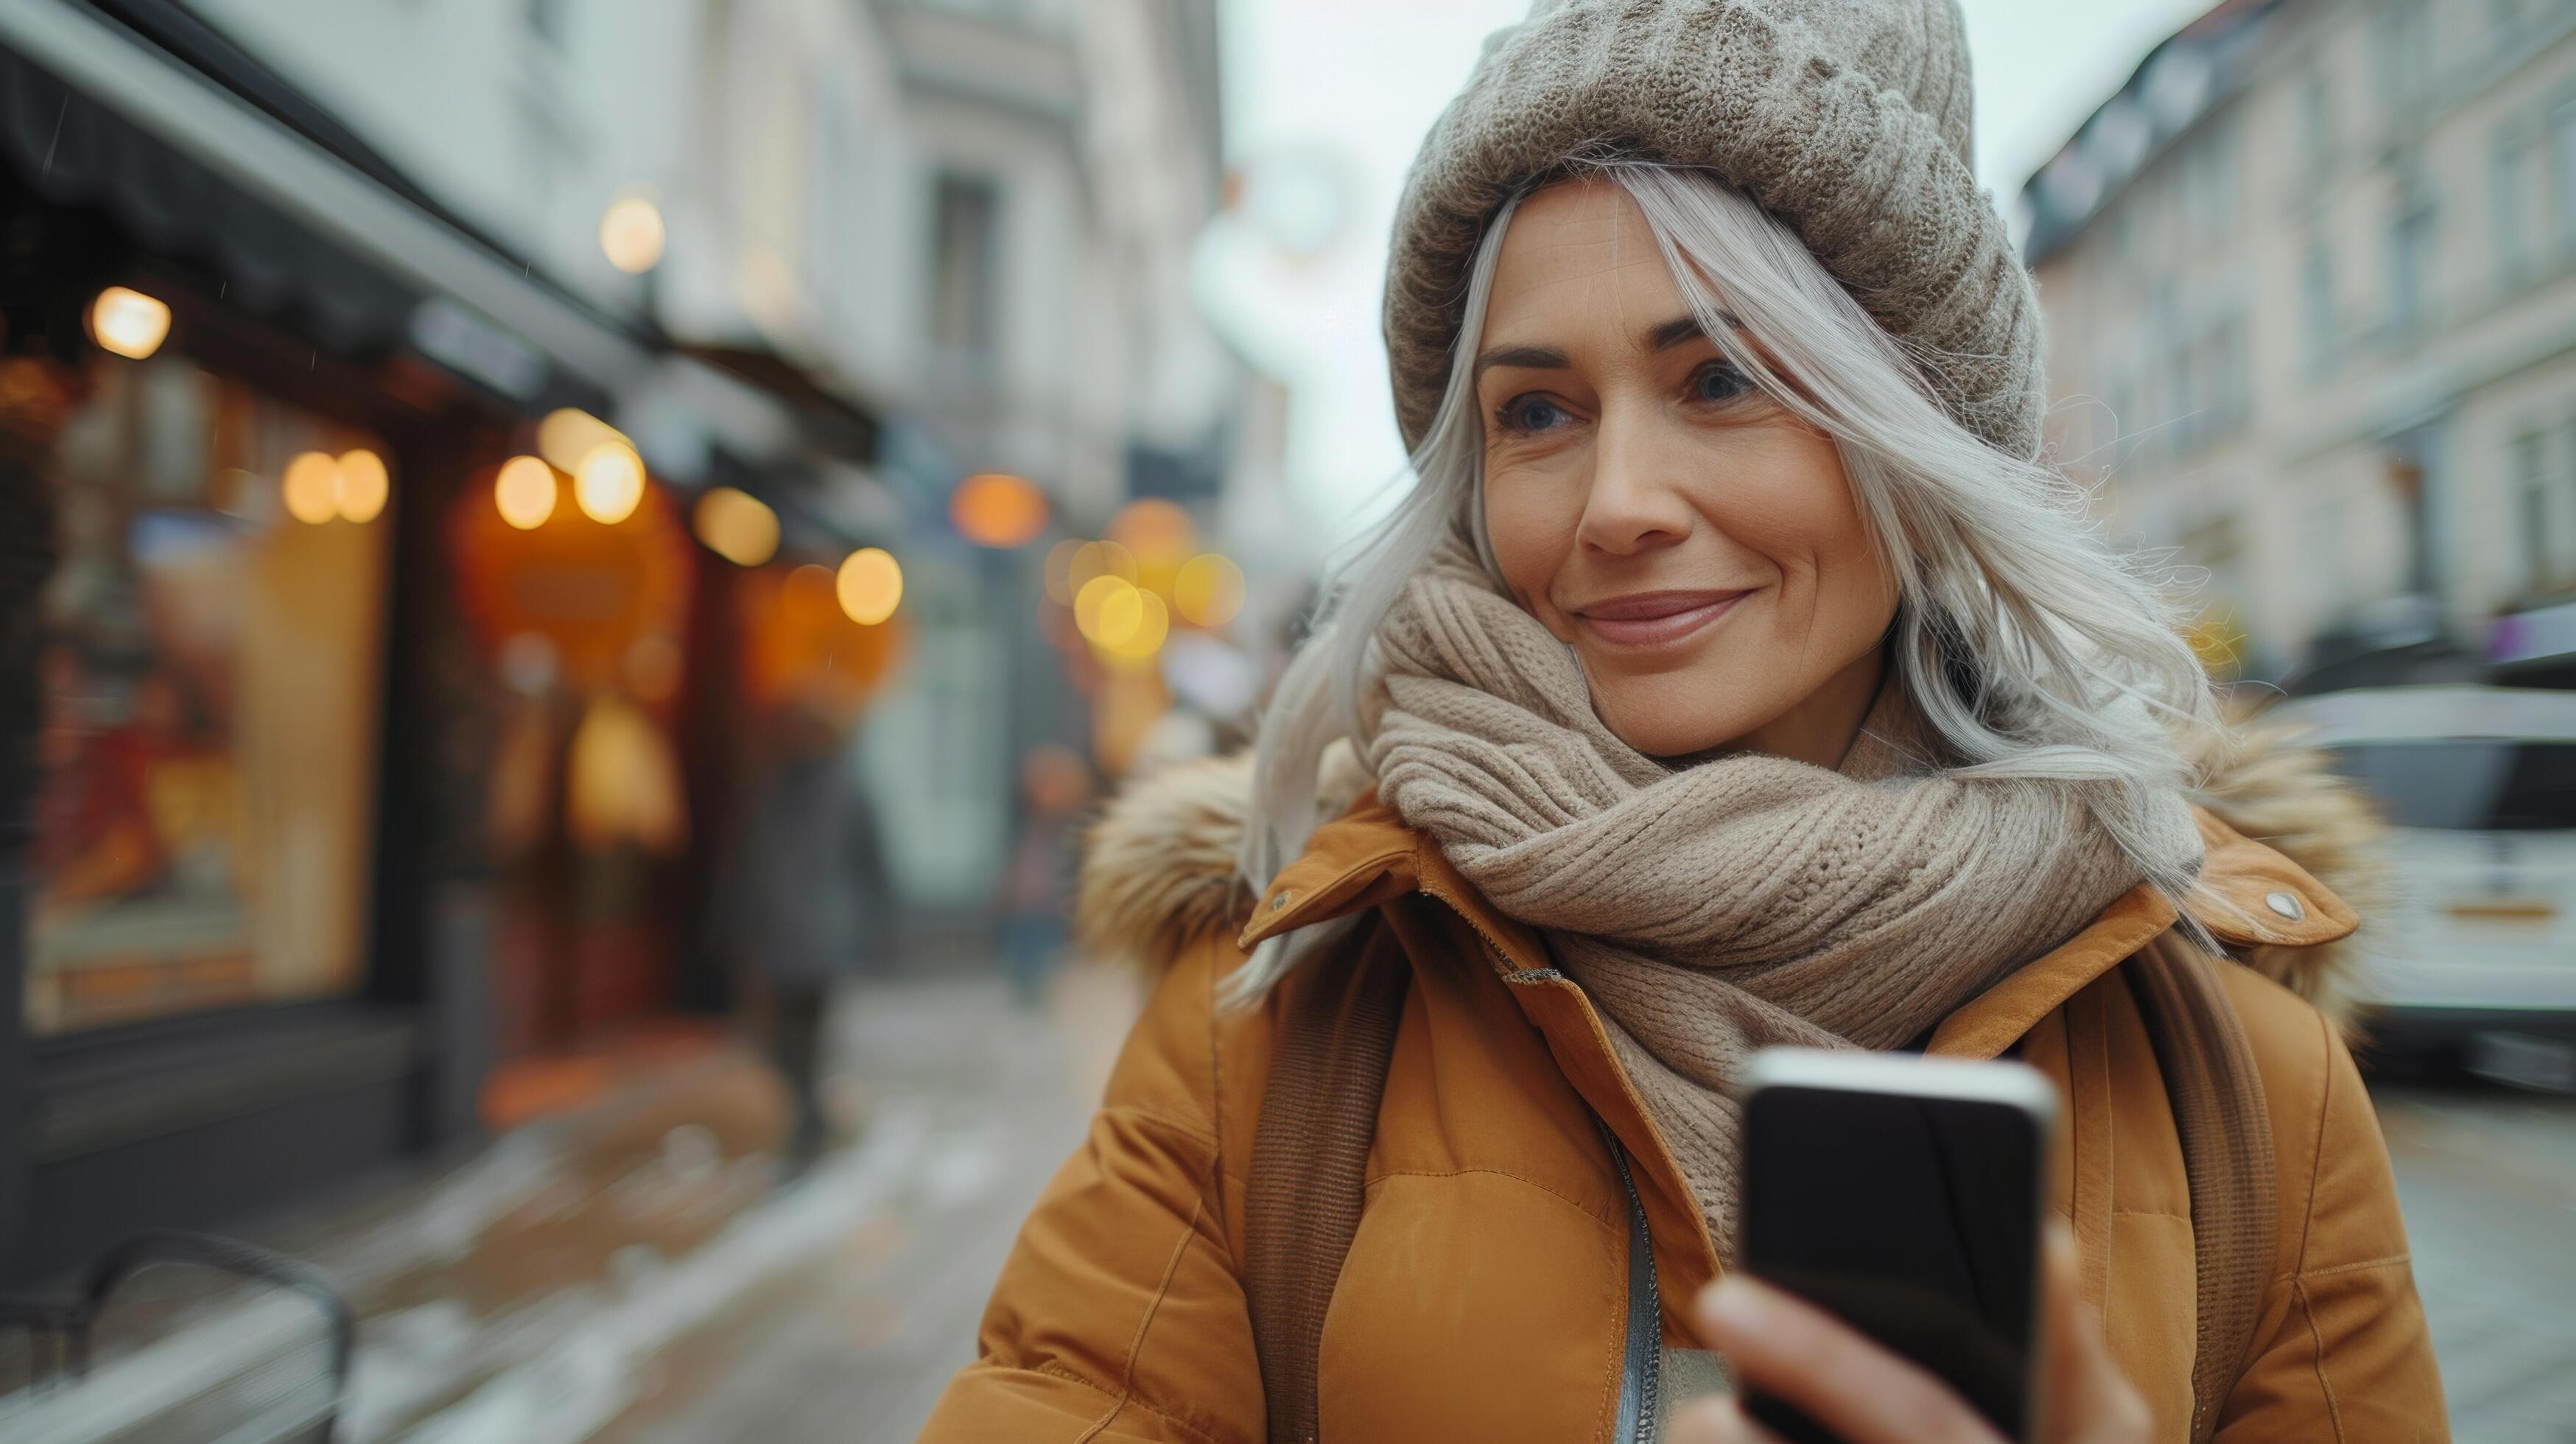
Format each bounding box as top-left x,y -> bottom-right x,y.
1739,1083 -> 2045,1443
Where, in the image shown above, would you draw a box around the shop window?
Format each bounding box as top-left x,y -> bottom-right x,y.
29,356 -> 390,1034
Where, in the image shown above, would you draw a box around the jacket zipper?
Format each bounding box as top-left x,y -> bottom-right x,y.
1597,1116 -> 1661,1444
1423,887 -> 1662,1443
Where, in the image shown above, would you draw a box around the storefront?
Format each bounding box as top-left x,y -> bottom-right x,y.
0,1 -> 870,1280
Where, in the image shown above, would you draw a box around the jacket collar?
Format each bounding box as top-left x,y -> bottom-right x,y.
1238,795 -> 2358,1042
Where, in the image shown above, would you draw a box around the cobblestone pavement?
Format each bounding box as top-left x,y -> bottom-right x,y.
2375,1081 -> 2576,1444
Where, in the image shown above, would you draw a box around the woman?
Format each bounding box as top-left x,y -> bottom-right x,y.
922,1 -> 2446,1440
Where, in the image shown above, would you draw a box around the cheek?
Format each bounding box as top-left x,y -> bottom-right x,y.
1699,440 -> 1894,623
1482,466 -> 1582,621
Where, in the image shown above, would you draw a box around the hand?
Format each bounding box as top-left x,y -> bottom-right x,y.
1671,1222 -> 2152,1444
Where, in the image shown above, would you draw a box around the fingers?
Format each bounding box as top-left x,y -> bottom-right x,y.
1692,1275 -> 2007,1444
1667,1395 -> 1791,1444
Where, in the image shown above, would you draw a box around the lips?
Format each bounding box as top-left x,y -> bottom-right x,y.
1570,589 -> 1749,648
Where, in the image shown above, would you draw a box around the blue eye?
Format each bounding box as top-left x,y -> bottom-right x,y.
1691,362 -> 1755,405
1495,394 -> 1571,433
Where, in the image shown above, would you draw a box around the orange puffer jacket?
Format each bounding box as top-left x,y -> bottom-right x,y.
920,732 -> 2448,1442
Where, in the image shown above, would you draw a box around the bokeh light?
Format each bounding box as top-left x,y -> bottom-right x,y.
495,455 -> 558,530
600,195 -> 667,274
1173,553 -> 1245,628
90,286 -> 172,360
575,443 -> 646,525
1064,540 -> 1139,596
784,562 -> 840,623
335,449 -> 390,524
694,486 -> 780,567
537,408 -> 631,475
281,452 -> 340,525
950,473 -> 1049,548
836,547 -> 902,625
1073,573 -> 1131,642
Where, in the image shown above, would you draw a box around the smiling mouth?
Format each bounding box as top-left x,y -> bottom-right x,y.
1570,589 -> 1750,648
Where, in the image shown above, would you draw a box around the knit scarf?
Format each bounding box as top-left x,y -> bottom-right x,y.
1355,541 -> 2207,1252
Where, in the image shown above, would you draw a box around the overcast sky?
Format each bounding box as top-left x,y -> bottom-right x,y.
1200,0 -> 2215,539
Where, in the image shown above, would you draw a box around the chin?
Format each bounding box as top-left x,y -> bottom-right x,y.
1589,675 -> 1770,760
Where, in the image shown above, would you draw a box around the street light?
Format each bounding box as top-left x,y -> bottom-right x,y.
600,196 -> 665,274
90,286 -> 171,360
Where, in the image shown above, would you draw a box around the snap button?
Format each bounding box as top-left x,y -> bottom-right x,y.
1268,889 -> 1294,912
2264,890 -> 2306,922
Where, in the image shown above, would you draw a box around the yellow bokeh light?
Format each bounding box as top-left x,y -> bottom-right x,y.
281,452 -> 340,525
950,472 -> 1050,548
836,547 -> 902,625
694,486 -> 780,567
1073,573 -> 1133,642
1173,553 -> 1246,628
1092,583 -> 1145,648
600,195 -> 667,274
335,449 -> 390,523
574,443 -> 646,525
1044,539 -> 1084,605
495,455 -> 558,530
537,408 -> 631,475
1066,540 -> 1138,596
91,286 -> 172,360
1101,589 -> 1170,663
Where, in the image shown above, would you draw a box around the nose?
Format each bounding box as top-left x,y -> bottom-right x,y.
1575,403 -> 1694,558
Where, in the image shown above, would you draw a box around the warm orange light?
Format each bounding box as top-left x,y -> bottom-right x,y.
784,563 -> 840,622
600,195 -> 667,274
574,444 -> 646,525
1173,553 -> 1246,628
537,408 -> 631,475
281,452 -> 340,525
335,449 -> 390,523
950,472 -> 1049,548
90,286 -> 171,360
836,547 -> 902,625
495,455 -> 558,530
693,486 -> 779,567
1107,497 -> 1196,564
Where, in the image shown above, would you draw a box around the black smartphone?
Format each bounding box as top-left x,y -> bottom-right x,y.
1734,1047 -> 2057,1444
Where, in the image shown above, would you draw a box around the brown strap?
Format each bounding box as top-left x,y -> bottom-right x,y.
2125,938 -> 2277,1444
1242,925 -> 1408,1444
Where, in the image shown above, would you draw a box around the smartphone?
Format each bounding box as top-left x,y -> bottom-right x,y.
1734,1047 -> 2057,1444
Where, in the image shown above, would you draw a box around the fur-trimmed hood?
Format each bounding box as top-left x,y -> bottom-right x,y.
1075,721 -> 2387,1034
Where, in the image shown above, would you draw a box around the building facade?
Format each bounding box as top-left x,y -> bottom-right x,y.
2023,0 -> 2576,684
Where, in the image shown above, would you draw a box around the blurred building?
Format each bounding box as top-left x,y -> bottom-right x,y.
0,0 -> 1261,1282
2022,0 -> 2576,687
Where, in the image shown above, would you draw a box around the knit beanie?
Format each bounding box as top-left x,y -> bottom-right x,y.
1384,0 -> 2045,460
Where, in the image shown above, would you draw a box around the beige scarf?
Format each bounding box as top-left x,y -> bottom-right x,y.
1355,541 -> 2206,1252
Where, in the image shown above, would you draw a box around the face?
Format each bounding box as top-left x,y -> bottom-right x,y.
1475,180 -> 1900,765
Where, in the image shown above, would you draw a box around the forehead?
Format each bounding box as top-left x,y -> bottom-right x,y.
1484,179 -> 1683,337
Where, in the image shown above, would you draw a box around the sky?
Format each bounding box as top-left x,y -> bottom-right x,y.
1199,0 -> 2216,541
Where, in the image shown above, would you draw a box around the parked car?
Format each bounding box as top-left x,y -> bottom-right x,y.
2270,685 -> 2576,1089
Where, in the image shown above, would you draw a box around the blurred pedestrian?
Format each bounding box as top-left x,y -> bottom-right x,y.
922,2 -> 2445,1441
995,744 -> 1092,1007
715,699 -> 892,1169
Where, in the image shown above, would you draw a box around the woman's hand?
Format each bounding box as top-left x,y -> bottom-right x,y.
1671,1222 -> 2151,1444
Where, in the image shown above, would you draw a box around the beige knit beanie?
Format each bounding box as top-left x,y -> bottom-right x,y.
1385,0 -> 2046,460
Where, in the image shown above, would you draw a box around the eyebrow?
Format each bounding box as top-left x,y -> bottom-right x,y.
1473,311 -> 1745,379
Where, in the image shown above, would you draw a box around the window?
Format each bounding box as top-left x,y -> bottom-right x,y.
2303,238 -> 2337,376
2374,1 -> 2435,120
31,358 -> 390,1033
927,171 -> 1002,360
2301,70 -> 2334,171
2496,126 -> 2536,286
2387,174 -> 2439,338
2550,97 -> 2576,250
2516,430 -> 2550,588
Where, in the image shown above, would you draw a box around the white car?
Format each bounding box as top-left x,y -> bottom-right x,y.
2269,685 -> 2576,1088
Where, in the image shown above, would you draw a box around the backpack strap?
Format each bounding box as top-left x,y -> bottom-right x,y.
2124,936 -> 2278,1444
1242,928 -> 1408,1444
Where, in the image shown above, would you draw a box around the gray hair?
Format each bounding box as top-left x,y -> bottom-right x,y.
1232,161 -> 2219,1003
